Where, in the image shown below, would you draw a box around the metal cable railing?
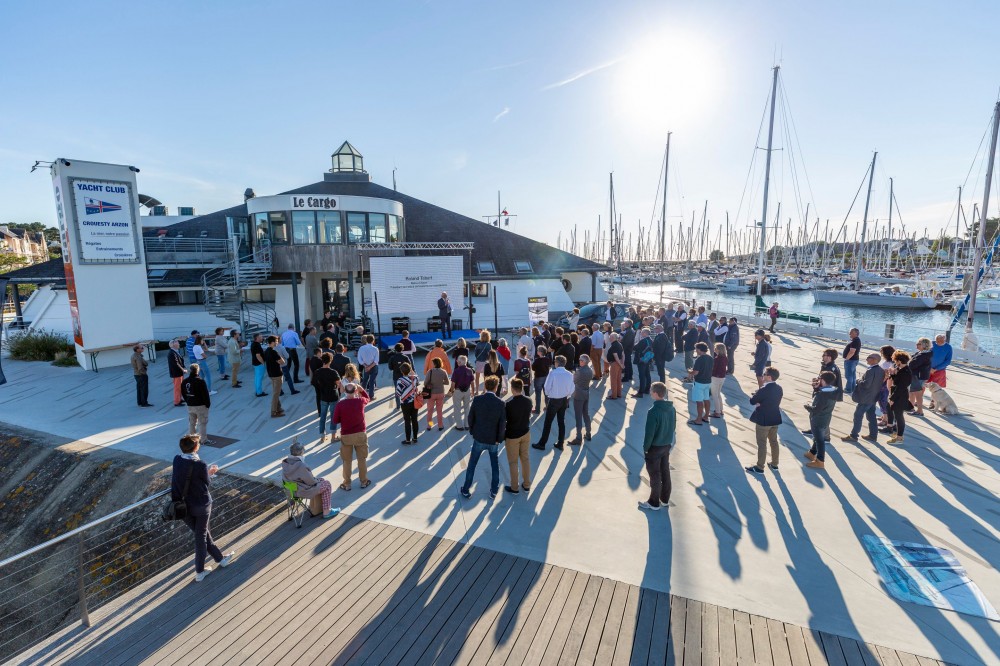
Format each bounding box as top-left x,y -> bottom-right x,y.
0,435 -> 297,663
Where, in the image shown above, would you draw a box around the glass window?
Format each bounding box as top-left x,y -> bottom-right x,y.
317,211 -> 342,244
292,211 -> 316,244
388,215 -> 400,243
514,260 -> 533,273
367,213 -> 387,243
477,260 -> 496,275
254,212 -> 269,243
269,212 -> 288,244
347,213 -> 367,243
244,288 -> 277,303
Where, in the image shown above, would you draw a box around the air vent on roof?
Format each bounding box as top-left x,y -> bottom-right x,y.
179,206 -> 195,216
200,230 -> 209,238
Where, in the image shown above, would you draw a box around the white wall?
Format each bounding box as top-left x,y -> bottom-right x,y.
18,287 -> 73,340
562,271 -> 608,304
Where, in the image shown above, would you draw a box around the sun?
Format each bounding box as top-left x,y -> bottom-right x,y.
613,30 -> 723,133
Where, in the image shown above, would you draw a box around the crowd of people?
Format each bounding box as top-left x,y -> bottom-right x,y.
167,300 -> 956,579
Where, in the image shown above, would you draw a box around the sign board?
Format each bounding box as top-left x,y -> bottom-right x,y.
69,179 -> 141,263
863,535 -> 999,620
369,256 -> 464,314
528,296 -> 548,325
51,159 -> 153,369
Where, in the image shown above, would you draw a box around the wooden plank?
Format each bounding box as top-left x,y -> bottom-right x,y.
782,624 -> 812,666
381,548 -> 505,664
494,566 -> 566,666
541,571 -> 591,666
480,563 -> 554,666
575,577 -> 617,665
651,592 -> 675,666
766,618 -> 792,666
522,570 -> 579,666
732,611 -> 754,666
893,649 -> 921,666
465,563 -> 552,666
453,559 -> 542,666
413,552 -> 519,665
628,588 -> 658,666
305,534 -> 456,664
329,538 -> 464,666
444,557 -> 535,666
112,514 -> 376,666
594,580 -> 630,665
915,658 -> 941,666
218,521 -> 404,665
749,614 -> 773,666
556,576 -> 603,666
57,511 -> 338,666
861,643 -> 884,666
293,531 -> 451,665
682,598 -> 703,666
802,628 -> 829,665
875,644 -> 904,666
716,606 -> 737,666
700,602 -> 720,666
611,584 -> 641,666
837,636 -> 871,666
819,631 -> 849,666
346,542 -> 485,665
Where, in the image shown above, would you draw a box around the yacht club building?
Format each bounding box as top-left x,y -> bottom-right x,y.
9,143 -> 608,344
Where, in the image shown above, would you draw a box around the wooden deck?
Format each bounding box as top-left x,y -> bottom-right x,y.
15,510 -> 951,666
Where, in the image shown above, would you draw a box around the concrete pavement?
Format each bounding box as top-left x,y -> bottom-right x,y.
1,331 -> 997,665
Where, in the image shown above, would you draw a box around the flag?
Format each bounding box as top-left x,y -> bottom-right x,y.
501,208 -> 508,216
84,198 -> 122,215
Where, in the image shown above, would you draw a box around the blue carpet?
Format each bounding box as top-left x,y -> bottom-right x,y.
379,329 -> 482,349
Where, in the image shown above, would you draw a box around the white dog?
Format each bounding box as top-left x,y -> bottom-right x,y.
925,382 -> 959,415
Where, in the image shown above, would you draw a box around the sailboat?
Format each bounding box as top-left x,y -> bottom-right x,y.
813,153 -> 938,309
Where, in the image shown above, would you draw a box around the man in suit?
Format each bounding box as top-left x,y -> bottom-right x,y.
745,367 -> 783,474
842,353 -> 884,443
652,324 -> 671,383
724,317 -> 741,374
620,320 -> 636,383
437,291 -> 453,339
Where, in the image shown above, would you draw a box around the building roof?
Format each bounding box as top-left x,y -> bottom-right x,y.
144,180 -> 605,278
3,257 -> 66,284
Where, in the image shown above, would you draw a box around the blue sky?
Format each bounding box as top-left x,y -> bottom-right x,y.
2,0 -> 999,254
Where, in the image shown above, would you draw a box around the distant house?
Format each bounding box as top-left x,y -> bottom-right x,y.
0,226 -> 48,266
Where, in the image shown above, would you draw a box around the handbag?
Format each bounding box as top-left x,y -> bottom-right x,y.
162,462 -> 194,522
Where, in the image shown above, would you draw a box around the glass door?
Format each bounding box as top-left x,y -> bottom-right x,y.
322,278 -> 351,321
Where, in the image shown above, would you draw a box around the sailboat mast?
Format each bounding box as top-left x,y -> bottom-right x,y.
855,152 -> 878,287
966,101 -> 1000,340
756,65 -> 780,296
953,187 -> 961,274
659,133 -> 671,301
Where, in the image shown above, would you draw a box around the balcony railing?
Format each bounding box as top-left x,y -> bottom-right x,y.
142,237 -> 234,266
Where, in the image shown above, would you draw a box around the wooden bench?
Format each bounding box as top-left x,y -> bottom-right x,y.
80,340 -> 157,373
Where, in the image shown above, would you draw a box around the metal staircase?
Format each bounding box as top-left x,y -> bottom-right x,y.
202,239 -> 276,337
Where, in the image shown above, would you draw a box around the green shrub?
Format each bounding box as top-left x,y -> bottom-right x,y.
4,329 -> 73,361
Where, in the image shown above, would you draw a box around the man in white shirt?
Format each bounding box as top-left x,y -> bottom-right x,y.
280,324 -> 303,383
532,355 -> 575,451
517,327 -> 535,359
356,334 -> 380,397
590,324 -> 605,380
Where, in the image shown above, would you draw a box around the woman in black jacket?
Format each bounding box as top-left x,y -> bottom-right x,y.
171,435 -> 234,582
888,350 -> 913,445
907,338 -> 933,417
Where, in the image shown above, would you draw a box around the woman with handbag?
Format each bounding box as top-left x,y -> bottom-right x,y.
424,357 -> 450,431
170,434 -> 235,582
395,362 -> 421,444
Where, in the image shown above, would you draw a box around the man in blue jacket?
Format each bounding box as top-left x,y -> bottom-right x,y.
745,367 -> 783,474
842,353 -> 884,443
461,376 -> 506,499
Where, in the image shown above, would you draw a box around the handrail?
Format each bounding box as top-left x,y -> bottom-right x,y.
0,434 -> 297,570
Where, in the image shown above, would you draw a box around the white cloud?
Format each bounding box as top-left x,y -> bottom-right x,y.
482,60 -> 528,72
493,107 -> 510,122
543,59 -> 621,90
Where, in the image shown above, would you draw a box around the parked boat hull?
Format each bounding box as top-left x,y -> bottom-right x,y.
813,291 -> 936,309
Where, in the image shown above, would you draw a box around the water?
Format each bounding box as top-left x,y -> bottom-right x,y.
615,282 -> 1000,354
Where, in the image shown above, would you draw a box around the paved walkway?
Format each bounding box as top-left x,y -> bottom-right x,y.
13,510 -> 950,666
1,329 -> 998,664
